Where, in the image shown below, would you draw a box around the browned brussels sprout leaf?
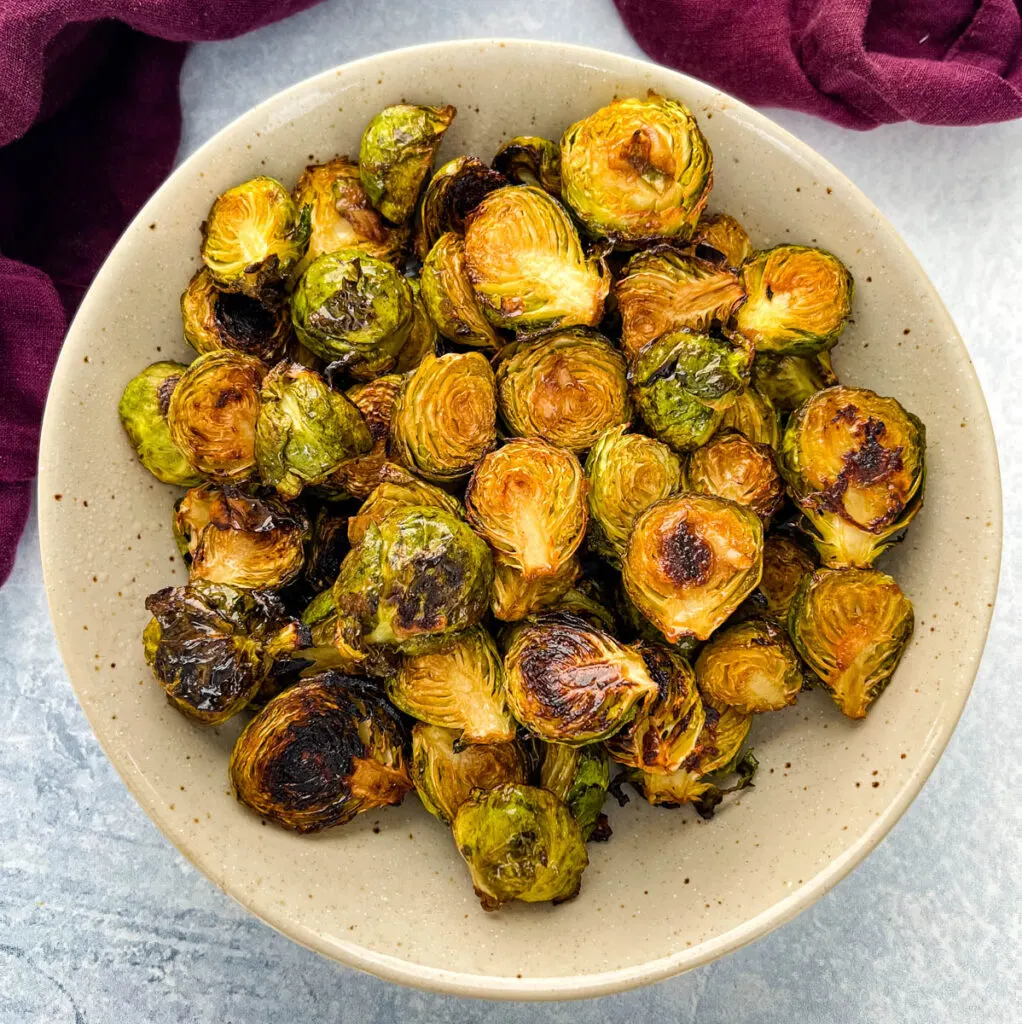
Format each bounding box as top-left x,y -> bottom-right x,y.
417,156 -> 507,258
492,136 -> 562,196
691,213 -> 752,267
304,507 -> 350,593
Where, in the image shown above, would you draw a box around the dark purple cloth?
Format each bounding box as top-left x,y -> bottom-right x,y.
614,0 -> 1022,129
0,1 -> 322,586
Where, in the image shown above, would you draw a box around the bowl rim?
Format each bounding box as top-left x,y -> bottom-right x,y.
38,37 -> 1002,1001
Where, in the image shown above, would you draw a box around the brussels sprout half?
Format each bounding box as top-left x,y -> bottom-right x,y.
717,386 -> 781,449
417,156 -> 507,258
752,351 -> 839,414
420,231 -> 501,349
348,477 -> 465,547
691,213 -> 752,267
491,554 -> 580,622
492,136 -> 562,196
684,432 -> 785,522
539,743 -> 610,840
755,531 -> 817,622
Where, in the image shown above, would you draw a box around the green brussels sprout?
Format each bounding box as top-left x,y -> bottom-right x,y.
348,477 -> 465,547
629,328 -> 753,452
417,156 -> 507,258
411,723 -> 528,825
492,136 -> 562,196
118,361 -> 204,486
560,93 -> 713,245
387,626 -> 516,744
755,531 -> 817,622
538,743 -> 610,840
495,329 -> 631,453
779,386 -> 926,567
143,581 -> 307,724
453,783 -> 589,909
200,175 -> 310,297
290,249 -> 414,379
295,589 -> 366,676
167,350 -> 267,482
717,386 -> 781,448
180,268 -> 291,363
549,577 -> 620,634
695,618 -> 802,714
420,232 -> 501,349
614,248 -> 745,361
585,425 -> 682,567
491,554 -> 580,623
390,351 -> 497,482
463,186 -> 609,332
789,567 -> 913,719
466,438 -> 588,578
359,103 -> 456,224
503,612 -> 657,744
623,493 -> 763,642
230,673 -> 411,832
303,507 -> 350,593
735,246 -> 853,355
683,432 -> 785,522
691,212 -> 752,267
395,278 -> 438,372
752,350 -> 839,414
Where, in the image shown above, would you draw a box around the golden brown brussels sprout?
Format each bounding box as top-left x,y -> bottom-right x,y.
691,213 -> 752,267
755,531 -> 817,622
417,156 -> 507,258
390,351 -> 497,482
622,493 -> 763,642
614,248 -> 745,361
538,743 -> 610,840
200,176 -> 310,297
348,477 -> 465,547
453,783 -> 588,909
717,386 -> 781,449
492,136 -> 562,196
411,723 -> 527,824
466,438 -> 588,578
167,350 -> 267,482
143,581 -> 307,724
629,328 -> 753,453
464,186 -> 609,332
491,554 -> 580,622
495,329 -> 631,453
420,232 -> 502,349
560,93 -> 713,245
230,674 -> 411,832
695,619 -> 801,714
789,567 -> 913,719
395,278 -> 438,372
585,425 -> 682,566
359,103 -> 456,224
387,627 -> 516,744
118,361 -> 204,487
503,613 -> 657,744
549,578 -> 619,634
736,246 -> 853,355
779,386 -> 926,567
752,351 -> 838,414
684,432 -> 785,521
181,268 -> 291,364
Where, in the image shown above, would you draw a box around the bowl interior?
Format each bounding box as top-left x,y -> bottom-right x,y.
38,40 -> 1000,999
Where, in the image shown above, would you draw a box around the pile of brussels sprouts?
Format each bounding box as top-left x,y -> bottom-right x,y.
119,93 -> 924,911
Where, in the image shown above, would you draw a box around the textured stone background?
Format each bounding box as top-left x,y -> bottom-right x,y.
2,1 -> 1020,1021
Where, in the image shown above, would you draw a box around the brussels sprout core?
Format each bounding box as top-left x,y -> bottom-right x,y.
490,554 -> 580,622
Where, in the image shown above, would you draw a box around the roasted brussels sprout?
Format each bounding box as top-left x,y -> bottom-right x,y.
420,231 -> 501,348
691,212 -> 752,267
539,743 -> 610,840
755,531 -> 817,622
614,248 -> 745,361
359,103 -> 456,224
348,477 -> 465,547
752,351 -> 838,414
779,386 -> 926,567
623,493 -> 763,642
492,136 -> 562,196
395,278 -> 438,372
294,589 -> 368,676
560,93 -> 713,245
230,674 -> 411,832
143,581 -> 307,724
411,724 -> 527,824
118,361 -> 203,486
466,438 -> 587,578
167,350 -> 267,482
736,246 -> 853,355
463,186 -> 609,332
496,329 -> 631,452
417,156 -> 507,257
453,783 -> 588,909
717,386 -> 781,449
585,425 -> 682,566
290,249 -> 414,378
550,577 -> 619,634
684,432 -> 785,521
503,613 -> 657,744
200,176 -> 310,297
491,554 -> 580,622
789,567 -> 913,719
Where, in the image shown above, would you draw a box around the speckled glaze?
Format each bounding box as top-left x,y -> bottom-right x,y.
37,40 -> 1000,1000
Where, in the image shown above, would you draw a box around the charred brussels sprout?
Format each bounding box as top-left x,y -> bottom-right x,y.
200,176 -> 310,297
550,578 -> 620,634
756,532 -> 817,622
539,743 -> 610,840
491,554 -> 580,623
167,350 -> 266,482
496,329 -> 631,453
585,425 -> 682,566
789,568 -> 913,719
118,362 -> 203,486
752,351 -> 838,414
420,232 -> 501,348
464,186 -> 609,332
560,93 -> 713,245
466,438 -> 587,578
417,156 -> 507,257
736,246 -> 853,355
230,674 -> 411,832
411,724 -> 527,825
692,213 -> 752,267
359,103 -> 456,224
303,507 -> 350,593
684,432 -> 785,521
503,613 -> 657,744
718,386 -> 781,449
623,493 -> 763,642
492,136 -> 562,196
453,783 -> 588,909
390,352 -> 497,482
348,477 -> 465,547
779,386 -> 926,567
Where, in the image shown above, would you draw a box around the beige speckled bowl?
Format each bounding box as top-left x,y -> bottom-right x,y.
38,40 -> 1000,1000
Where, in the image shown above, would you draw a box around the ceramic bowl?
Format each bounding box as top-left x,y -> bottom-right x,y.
38,39 -> 1001,1000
